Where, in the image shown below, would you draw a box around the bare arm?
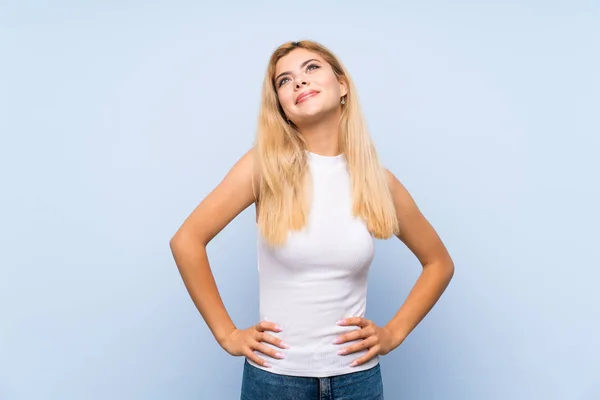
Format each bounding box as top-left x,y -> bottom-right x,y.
321,168 -> 456,366
169,149 -> 258,346
383,169 -> 455,347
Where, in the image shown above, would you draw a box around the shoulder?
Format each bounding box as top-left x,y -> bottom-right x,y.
383,168 -> 403,195
235,147 -> 259,174
382,168 -> 453,270
201,147 -> 262,206
383,168 -> 419,216
234,147 -> 262,201
169,147 -> 261,245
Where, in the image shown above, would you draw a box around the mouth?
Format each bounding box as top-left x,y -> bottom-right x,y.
295,90 -> 320,105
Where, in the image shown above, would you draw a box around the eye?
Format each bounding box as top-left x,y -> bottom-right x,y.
278,76 -> 290,87
276,63 -> 321,88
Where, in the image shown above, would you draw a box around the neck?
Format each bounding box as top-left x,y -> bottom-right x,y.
297,112 -> 342,156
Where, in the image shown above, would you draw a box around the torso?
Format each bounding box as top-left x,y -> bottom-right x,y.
248,151 -> 379,377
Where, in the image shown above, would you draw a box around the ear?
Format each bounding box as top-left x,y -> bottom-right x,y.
339,78 -> 348,97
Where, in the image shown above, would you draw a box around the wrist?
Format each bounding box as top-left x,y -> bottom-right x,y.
384,324 -> 408,350
215,325 -> 237,347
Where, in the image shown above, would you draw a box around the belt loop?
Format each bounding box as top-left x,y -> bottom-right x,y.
319,377 -> 332,399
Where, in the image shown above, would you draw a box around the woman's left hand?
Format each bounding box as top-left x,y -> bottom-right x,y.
333,317 -> 400,367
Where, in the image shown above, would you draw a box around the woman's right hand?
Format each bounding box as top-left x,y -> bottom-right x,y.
221,321 -> 290,367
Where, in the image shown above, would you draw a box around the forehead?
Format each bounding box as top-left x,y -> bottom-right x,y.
274,48 -> 325,74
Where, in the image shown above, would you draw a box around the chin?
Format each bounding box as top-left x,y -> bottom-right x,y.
294,111 -> 326,125
293,103 -> 337,124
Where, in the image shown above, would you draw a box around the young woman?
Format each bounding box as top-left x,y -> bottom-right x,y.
169,40 -> 455,399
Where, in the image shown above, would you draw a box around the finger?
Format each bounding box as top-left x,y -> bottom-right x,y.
337,336 -> 378,356
350,346 -> 380,367
255,321 -> 283,333
244,348 -> 271,368
259,332 -> 291,349
252,340 -> 286,360
333,327 -> 370,344
337,317 -> 369,327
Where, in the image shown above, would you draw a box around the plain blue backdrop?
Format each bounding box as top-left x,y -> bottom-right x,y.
1,1 -> 599,399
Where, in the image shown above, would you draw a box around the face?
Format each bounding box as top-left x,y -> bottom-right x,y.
273,48 -> 347,126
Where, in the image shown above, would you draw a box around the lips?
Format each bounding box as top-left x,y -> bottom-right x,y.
295,90 -> 320,104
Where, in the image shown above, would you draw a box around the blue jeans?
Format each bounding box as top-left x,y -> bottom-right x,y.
240,359 -> 384,400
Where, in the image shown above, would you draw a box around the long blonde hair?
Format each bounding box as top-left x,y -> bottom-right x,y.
255,40 -> 398,245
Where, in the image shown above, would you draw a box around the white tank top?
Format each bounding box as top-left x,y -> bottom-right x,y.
247,151 -> 379,377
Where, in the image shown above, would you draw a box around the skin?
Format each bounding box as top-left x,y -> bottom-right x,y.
169,48 -> 454,369
333,170 -> 454,366
274,47 -> 348,156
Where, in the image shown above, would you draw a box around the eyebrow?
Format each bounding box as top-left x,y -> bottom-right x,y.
274,58 -> 320,84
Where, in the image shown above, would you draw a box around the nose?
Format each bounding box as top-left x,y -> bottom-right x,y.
295,80 -> 308,89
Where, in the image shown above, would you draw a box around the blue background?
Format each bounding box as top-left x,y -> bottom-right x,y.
1,1 -> 599,399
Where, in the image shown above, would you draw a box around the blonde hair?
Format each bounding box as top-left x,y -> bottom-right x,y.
255,40 -> 398,245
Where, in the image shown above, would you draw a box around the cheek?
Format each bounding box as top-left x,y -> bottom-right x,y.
326,77 -> 342,96
277,90 -> 295,111
314,77 -> 341,103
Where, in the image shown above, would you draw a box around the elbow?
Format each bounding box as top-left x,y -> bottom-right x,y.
169,232 -> 190,253
169,228 -> 189,255
447,261 -> 455,281
169,236 -> 180,252
169,230 -> 183,250
169,229 -> 207,253
169,237 -> 182,259
443,256 -> 455,282
426,255 -> 454,282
